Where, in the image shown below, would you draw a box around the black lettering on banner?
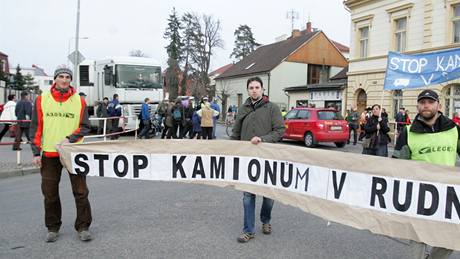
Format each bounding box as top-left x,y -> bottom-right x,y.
172,156 -> 187,178
392,180 -> 413,212
295,168 -> 309,192
192,156 -> 205,178
332,170 -> 347,199
248,159 -> 260,182
370,177 -> 387,208
445,187 -> 460,220
94,154 -> 109,177
417,183 -> 439,216
133,155 -> 148,178
281,163 -> 293,188
233,157 -> 240,180
113,155 -> 128,177
210,156 -> 225,179
74,154 -> 89,175
264,161 -> 277,185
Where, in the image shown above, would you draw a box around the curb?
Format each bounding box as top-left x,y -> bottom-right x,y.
0,166 -> 39,180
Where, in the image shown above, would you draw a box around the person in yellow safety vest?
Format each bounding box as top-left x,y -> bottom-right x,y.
393,89 -> 460,259
30,65 -> 92,243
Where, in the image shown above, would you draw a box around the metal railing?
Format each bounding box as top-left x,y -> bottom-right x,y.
0,119 -> 32,166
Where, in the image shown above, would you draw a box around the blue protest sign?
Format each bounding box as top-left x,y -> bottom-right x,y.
384,49 -> 460,90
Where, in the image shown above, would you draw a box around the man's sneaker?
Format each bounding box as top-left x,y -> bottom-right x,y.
78,230 -> 92,241
45,231 -> 59,243
262,223 -> 272,235
237,232 -> 255,243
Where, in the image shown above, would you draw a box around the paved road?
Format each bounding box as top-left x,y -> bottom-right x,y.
0,124 -> 459,258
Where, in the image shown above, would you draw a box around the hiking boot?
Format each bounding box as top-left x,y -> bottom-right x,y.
237,232 -> 255,243
45,231 -> 59,243
262,223 -> 272,235
78,230 -> 92,241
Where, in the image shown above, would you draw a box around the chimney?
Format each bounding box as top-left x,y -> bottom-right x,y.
291,29 -> 301,38
306,22 -> 312,33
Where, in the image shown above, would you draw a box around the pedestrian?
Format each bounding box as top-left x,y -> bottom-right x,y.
180,98 -> 194,138
171,99 -> 184,139
210,97 -> 220,139
362,104 -> 391,157
13,91 -> 32,150
96,97 -> 110,135
405,109 -> 412,125
230,76 -> 285,243
393,89 -> 460,259
156,99 -> 168,128
190,106 -> 202,139
453,112 -> 460,126
161,99 -> 174,139
0,94 -> 17,142
138,97 -> 151,139
395,107 -> 406,134
197,101 -> 219,139
30,65 -> 92,242
108,93 -> 122,140
347,106 -> 359,145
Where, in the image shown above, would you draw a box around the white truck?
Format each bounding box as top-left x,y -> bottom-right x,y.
77,56 -> 163,130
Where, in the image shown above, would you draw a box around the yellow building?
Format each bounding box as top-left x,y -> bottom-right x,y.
344,0 -> 460,119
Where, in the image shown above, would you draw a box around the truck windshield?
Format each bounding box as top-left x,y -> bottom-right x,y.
116,65 -> 161,89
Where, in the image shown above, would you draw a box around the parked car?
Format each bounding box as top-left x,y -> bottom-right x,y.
283,108 -> 349,148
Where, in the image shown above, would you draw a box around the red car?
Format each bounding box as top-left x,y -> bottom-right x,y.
283,108 -> 349,148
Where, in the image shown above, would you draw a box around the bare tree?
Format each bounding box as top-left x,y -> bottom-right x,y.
129,49 -> 148,57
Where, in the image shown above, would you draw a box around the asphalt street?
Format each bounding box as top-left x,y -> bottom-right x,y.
0,124 -> 459,258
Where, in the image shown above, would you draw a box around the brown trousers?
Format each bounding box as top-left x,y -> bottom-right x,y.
41,156 -> 92,232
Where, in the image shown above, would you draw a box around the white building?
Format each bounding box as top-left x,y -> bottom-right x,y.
10,64 -> 53,92
344,0 -> 460,118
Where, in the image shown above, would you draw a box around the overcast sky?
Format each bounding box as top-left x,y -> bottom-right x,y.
0,0 -> 350,75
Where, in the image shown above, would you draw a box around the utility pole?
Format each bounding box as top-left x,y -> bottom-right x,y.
286,9 -> 299,31
74,0 -> 81,89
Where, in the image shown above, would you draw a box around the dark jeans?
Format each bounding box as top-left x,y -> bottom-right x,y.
161,125 -> 171,139
13,126 -> 30,149
139,119 -> 151,139
362,144 -> 388,157
97,118 -> 111,135
243,192 -> 274,234
41,156 -> 92,232
0,124 -> 11,141
110,118 -> 120,139
190,131 -> 201,139
348,124 -> 358,144
201,127 -> 213,139
181,122 -> 192,138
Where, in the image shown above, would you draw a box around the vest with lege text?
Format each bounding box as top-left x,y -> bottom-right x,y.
407,125 -> 458,166
41,92 -> 82,153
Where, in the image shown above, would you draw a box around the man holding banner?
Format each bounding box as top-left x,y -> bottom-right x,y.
231,77 -> 285,243
393,89 -> 460,258
30,65 -> 93,243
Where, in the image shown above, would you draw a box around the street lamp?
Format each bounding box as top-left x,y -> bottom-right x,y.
67,36 -> 89,66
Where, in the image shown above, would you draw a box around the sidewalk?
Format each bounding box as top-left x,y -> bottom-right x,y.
0,136 -> 38,179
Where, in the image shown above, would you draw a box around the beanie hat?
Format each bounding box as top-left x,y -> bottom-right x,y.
54,64 -> 73,80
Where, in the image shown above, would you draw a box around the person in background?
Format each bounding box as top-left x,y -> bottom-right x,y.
347,106 -> 359,145
107,94 -> 122,140
197,101 -> 219,139
362,104 -> 391,157
405,109 -> 412,125
13,91 -> 32,150
395,107 -> 407,134
0,94 -> 17,142
210,97 -> 220,139
96,97 -> 110,135
138,98 -> 151,139
191,106 -> 202,139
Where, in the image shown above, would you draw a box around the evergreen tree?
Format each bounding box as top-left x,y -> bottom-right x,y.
14,65 -> 25,90
0,62 -> 7,83
230,25 -> 260,61
164,7 -> 183,60
24,74 -> 37,92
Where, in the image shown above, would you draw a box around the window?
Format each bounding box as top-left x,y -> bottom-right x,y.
80,65 -> 90,86
297,110 -> 310,119
284,110 -> 298,119
307,65 -> 322,84
104,65 -> 113,85
359,26 -> 369,58
318,111 -> 342,120
394,17 -> 407,52
453,4 -> 460,43
392,90 -> 403,118
444,85 -> 460,117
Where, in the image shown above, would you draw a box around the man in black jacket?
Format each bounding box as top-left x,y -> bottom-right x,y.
393,89 -> 459,259
13,91 -> 32,150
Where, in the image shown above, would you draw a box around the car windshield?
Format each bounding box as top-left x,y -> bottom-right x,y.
317,111 -> 343,120
284,110 -> 298,119
116,65 -> 162,89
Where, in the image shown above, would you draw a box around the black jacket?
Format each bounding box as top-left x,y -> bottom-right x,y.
393,113 -> 460,159
15,99 -> 32,128
364,115 -> 391,145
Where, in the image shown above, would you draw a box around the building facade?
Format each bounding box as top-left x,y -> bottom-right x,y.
344,0 -> 460,118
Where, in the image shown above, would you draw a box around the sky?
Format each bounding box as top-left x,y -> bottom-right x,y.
0,0 -> 350,75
